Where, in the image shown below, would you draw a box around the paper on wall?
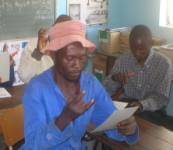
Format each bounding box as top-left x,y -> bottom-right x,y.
0,40 -> 29,86
0,52 -> 10,82
91,106 -> 138,133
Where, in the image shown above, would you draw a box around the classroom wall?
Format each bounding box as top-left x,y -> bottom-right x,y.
117,0 -> 173,43
56,0 -> 121,47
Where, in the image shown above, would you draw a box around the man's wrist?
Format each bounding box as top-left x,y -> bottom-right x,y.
55,111 -> 72,131
55,108 -> 77,131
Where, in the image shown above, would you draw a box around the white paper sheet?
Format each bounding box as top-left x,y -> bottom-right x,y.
113,101 -> 128,110
0,52 -> 10,82
0,88 -> 11,98
91,106 -> 138,133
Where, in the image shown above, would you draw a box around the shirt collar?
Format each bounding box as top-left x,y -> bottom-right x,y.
144,48 -> 154,66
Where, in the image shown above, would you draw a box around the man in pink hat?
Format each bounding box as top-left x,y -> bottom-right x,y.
21,20 -> 139,150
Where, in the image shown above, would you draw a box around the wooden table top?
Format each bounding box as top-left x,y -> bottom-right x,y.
0,85 -> 25,110
87,117 -> 173,150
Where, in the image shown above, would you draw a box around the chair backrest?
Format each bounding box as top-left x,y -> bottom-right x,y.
0,104 -> 24,146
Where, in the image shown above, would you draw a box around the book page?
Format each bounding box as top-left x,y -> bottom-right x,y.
91,106 -> 138,133
0,52 -> 10,82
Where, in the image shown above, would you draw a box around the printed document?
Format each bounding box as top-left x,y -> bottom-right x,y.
0,52 -> 10,82
91,105 -> 138,133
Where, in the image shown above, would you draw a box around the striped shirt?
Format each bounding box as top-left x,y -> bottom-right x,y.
103,49 -> 172,111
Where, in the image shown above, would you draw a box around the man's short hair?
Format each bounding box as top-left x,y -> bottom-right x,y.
129,25 -> 152,44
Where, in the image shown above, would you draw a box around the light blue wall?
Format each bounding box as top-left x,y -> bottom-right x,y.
56,0 -> 173,44
118,0 -> 173,43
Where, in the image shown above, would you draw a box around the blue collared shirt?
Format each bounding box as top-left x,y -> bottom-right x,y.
22,69 -> 138,150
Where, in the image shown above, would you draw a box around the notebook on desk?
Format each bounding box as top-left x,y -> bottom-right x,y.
0,52 -> 10,82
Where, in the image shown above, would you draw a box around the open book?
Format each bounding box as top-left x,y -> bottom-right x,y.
0,52 -> 10,82
91,101 -> 138,133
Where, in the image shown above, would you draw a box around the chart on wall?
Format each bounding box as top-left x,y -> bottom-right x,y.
0,40 -> 29,86
67,0 -> 108,25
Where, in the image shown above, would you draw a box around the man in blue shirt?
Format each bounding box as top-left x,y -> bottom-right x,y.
22,20 -> 139,150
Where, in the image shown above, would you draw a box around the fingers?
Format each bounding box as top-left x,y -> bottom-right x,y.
117,116 -> 135,128
127,70 -> 135,77
126,102 -> 143,113
118,125 -> 136,135
117,116 -> 137,135
85,99 -> 95,110
75,91 -> 95,111
126,102 -> 138,108
65,90 -> 95,121
113,70 -> 135,84
75,90 -> 86,103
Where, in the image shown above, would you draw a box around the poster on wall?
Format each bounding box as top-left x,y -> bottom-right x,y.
67,0 -> 108,25
0,40 -> 29,86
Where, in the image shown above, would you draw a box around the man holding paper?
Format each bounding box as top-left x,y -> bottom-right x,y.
21,20 -> 138,150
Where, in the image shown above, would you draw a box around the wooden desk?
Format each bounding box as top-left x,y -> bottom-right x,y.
87,117 -> 173,150
0,85 -> 25,110
0,85 -> 25,147
0,85 -> 24,133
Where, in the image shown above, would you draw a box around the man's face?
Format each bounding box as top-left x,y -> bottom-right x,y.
130,37 -> 152,63
54,42 -> 87,81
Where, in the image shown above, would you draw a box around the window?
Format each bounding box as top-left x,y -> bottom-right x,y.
159,0 -> 173,27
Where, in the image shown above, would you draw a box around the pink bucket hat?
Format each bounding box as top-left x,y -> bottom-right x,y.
41,20 -> 96,53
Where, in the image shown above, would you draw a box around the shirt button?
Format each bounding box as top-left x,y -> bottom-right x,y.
46,133 -> 52,141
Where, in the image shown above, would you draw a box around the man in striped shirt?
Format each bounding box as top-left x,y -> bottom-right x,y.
104,25 -> 172,112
